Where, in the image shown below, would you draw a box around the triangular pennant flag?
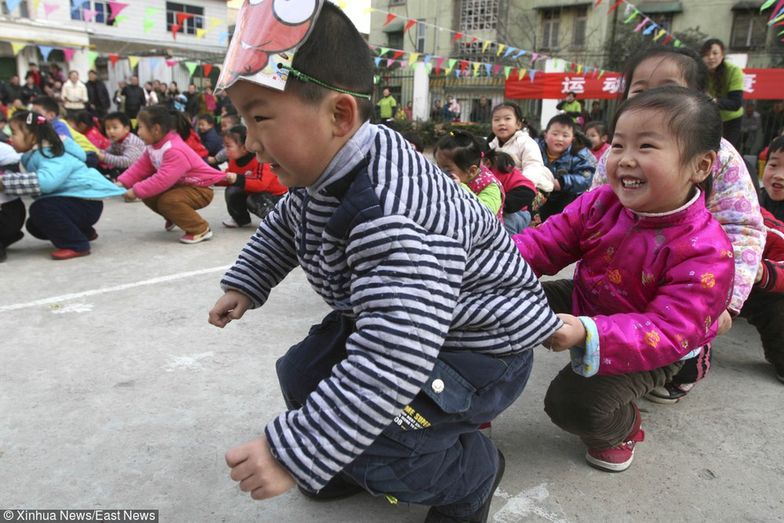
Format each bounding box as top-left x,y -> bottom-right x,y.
503,66 -> 512,79
386,58 -> 395,68
408,52 -> 420,67
472,62 -> 480,77
423,54 -> 432,64
171,23 -> 182,39
176,12 -> 193,25
452,32 -> 463,41
148,57 -> 162,70
653,28 -> 667,41
196,28 -> 207,38
481,40 -> 491,53
529,69 -> 537,82
203,63 -> 213,77
374,56 -> 382,67
107,1 -> 128,21
483,63 -> 492,76
383,13 -> 396,26
492,64 -> 501,76
594,0 -> 603,6
392,50 -> 405,60
404,19 -> 416,32
10,42 -> 26,56
576,64 -> 583,74
108,53 -> 120,66
663,34 -> 674,45
128,56 -> 140,69
218,31 -> 229,44
643,23 -> 657,35
608,0 -> 624,12
624,10 -> 639,23
113,14 -> 127,26
63,48 -> 76,62
761,0 -> 776,8
87,50 -> 98,68
496,44 -> 506,56
531,52 -> 540,62
674,39 -> 683,47
6,0 -> 23,12
38,45 -> 54,61
460,60 -> 469,72
634,18 -> 650,32
503,47 -> 515,58
185,62 -> 198,76
209,17 -> 222,28
425,63 -> 433,74
445,58 -> 457,75
435,56 -> 444,72
165,59 -> 178,68
144,7 -> 159,16
514,49 -> 526,59
518,68 -> 527,81
83,7 -> 96,21
378,47 -> 389,57
144,19 -> 155,32
43,2 -> 58,16
598,69 -> 606,78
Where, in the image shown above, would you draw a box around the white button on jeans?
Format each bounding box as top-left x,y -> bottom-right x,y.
431,378 -> 445,393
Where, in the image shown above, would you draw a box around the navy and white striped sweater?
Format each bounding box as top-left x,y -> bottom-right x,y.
221,122 -> 560,492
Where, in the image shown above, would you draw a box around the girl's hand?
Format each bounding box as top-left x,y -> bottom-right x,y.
123,189 -> 137,202
543,313 -> 586,352
226,172 -> 237,184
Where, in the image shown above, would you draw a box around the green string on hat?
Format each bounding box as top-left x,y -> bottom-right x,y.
277,64 -> 372,101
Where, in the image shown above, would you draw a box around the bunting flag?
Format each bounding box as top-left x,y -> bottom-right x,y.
144,6 -> 159,16
203,63 -> 213,77
653,28 -> 667,41
481,40 -> 491,53
63,48 -> 76,61
529,69 -> 537,82
404,19 -> 416,32
128,55 -> 140,69
518,68 -> 527,81
5,0 -> 23,12
392,50 -> 404,60
208,17 -> 223,29
108,53 -> 119,66
31,0 -> 40,15
434,56 -> 444,73
184,62 -> 198,76
634,18 -> 649,32
643,22 -> 657,35
10,42 -> 26,56
378,47 -> 389,57
38,45 -> 54,61
503,66 -> 512,79
472,62 -> 480,77
407,52 -> 419,67
196,28 -> 207,38
87,50 -> 98,68
608,0 -> 624,12
113,14 -> 127,26
83,8 -> 96,21
171,23 -> 182,39
496,44 -> 506,56
143,19 -> 155,33
374,56 -> 382,67
176,12 -> 194,25
452,32 -> 463,41
484,63 -> 492,76
107,1 -> 128,21
383,13 -> 396,26
445,58 -> 457,75
218,31 -> 229,44
165,59 -> 178,68
43,2 -> 58,16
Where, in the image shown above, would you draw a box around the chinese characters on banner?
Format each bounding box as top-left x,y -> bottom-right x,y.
505,69 -> 784,100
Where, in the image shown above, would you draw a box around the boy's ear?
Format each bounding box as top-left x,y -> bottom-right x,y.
329,93 -> 359,138
691,150 -> 717,184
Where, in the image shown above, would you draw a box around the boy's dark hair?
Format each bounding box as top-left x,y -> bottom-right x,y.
435,130 -> 486,171
546,114 -> 576,132
287,2 -> 373,122
491,102 -> 524,124
485,149 -> 516,174
567,90 -> 577,96
73,110 -> 95,129
612,85 -> 721,197
104,111 -> 131,128
585,121 -> 608,137
223,124 -> 247,145
10,110 -> 64,158
137,105 -> 175,135
769,136 -> 784,155
700,38 -> 727,98
221,113 -> 240,126
30,96 -> 60,116
623,46 -> 708,99
197,113 -> 215,126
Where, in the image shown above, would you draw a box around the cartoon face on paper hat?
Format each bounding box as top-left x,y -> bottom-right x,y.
216,0 -> 324,92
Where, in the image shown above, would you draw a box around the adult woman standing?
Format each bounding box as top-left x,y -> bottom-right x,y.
701,38 -> 744,149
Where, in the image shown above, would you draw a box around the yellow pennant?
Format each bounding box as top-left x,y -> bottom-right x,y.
482,40 -> 491,53
496,44 -> 506,56
128,56 -> 140,69
196,28 -> 207,38
472,62 -> 480,77
11,42 -> 26,56
518,68 -> 526,80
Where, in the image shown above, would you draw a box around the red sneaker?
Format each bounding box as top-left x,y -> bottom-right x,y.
585,404 -> 644,472
51,248 -> 91,260
179,228 -> 213,244
164,220 -> 176,232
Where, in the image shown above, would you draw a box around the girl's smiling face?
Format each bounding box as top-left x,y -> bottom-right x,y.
627,56 -> 689,98
491,107 -> 521,143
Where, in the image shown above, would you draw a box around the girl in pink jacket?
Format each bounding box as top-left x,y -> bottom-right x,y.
118,106 -> 226,244
514,87 -> 734,473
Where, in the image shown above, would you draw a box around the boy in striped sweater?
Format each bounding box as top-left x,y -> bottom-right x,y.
208,3 -> 560,521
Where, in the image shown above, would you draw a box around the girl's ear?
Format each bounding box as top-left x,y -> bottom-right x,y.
467,164 -> 481,178
691,150 -> 717,184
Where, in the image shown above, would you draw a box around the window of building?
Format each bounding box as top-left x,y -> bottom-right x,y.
730,10 -> 768,49
541,9 -> 560,50
166,2 -> 204,36
459,0 -> 499,31
387,30 -> 404,50
457,41 -> 497,63
572,6 -> 587,48
70,1 -> 113,25
416,20 -> 426,53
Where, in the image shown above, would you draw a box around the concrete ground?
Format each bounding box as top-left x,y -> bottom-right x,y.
1,190 -> 783,522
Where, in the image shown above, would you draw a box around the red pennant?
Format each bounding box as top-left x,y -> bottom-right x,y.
108,53 -> 119,66
471,36 -> 478,43
608,0 -> 624,12
392,50 -> 404,60
203,63 -> 213,77
452,32 -> 463,41
662,34 -> 674,45
403,19 -> 416,32
176,12 -> 194,25
460,60 -> 469,71
171,23 -> 182,39
594,0 -> 602,6
383,13 -> 396,26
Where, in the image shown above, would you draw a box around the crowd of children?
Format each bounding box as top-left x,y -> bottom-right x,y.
2,2 -> 784,520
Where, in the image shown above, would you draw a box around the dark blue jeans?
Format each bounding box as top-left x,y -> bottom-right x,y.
275,311 -> 534,518
26,196 -> 103,251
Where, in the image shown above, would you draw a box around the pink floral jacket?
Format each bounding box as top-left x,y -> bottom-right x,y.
514,186 -> 734,376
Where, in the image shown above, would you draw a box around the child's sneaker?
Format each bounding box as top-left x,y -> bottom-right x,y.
645,381 -> 694,404
222,217 -> 250,228
51,248 -> 91,260
585,404 -> 644,473
164,220 -> 176,232
179,228 -> 213,244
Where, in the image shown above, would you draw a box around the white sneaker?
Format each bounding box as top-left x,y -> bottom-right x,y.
222,217 -> 250,228
179,228 -> 213,244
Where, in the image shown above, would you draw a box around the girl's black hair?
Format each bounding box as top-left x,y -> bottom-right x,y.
491,102 -> 524,124
169,110 -> 193,141
585,121 -> 608,137
222,124 -> 247,146
137,105 -> 175,136
622,46 -> 708,99
612,86 -> 721,198
700,38 -> 726,100
485,149 -> 516,174
10,110 -> 64,158
769,135 -> 784,156
435,130 -> 486,172
571,129 -> 593,154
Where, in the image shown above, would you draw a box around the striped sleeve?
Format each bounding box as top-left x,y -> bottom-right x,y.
220,195 -> 299,308
1,171 -> 41,197
265,216 -> 465,492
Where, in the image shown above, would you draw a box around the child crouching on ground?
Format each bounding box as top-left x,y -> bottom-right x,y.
0,111 -> 125,259
220,125 -> 286,228
0,139 -> 23,262
514,87 -> 734,473
208,3 -> 559,521
118,105 -> 225,244
435,130 -> 505,220
96,111 -> 145,180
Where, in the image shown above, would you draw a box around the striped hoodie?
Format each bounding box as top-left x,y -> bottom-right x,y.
220,122 -> 560,492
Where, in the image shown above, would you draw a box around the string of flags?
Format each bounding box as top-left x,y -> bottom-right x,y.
595,0 -> 684,47
760,0 -> 784,41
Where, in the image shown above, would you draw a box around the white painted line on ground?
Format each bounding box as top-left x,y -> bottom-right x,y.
0,265 -> 230,313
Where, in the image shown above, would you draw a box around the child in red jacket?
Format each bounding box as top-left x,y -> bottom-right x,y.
745,136 -> 784,383
220,125 -> 287,228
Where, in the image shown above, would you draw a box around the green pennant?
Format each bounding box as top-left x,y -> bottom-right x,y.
185,61 -> 198,76
113,14 -> 127,26
674,40 -> 683,47
143,19 -> 155,33
504,66 -> 512,79
761,0 -> 776,10
624,10 -> 638,23
425,63 -> 433,74
87,50 -> 99,68
145,7 -> 159,16
379,47 -> 389,57
445,58 -> 457,75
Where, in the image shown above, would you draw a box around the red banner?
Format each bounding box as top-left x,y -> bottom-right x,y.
505,69 -> 784,100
